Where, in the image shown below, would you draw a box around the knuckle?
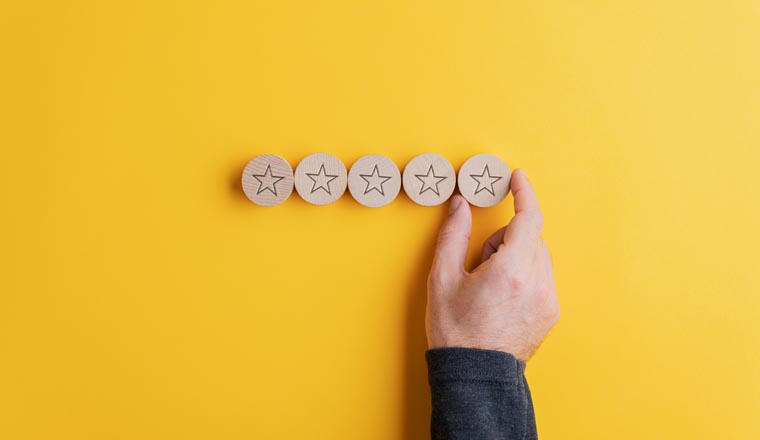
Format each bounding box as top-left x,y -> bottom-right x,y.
505,269 -> 528,291
427,267 -> 462,293
427,271 -> 445,292
437,226 -> 454,240
437,224 -> 470,244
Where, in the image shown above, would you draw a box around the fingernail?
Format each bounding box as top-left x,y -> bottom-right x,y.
448,196 -> 461,214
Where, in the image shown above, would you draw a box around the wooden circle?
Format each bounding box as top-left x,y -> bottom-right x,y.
457,154 -> 511,207
402,153 -> 456,206
347,154 -> 401,208
241,154 -> 294,206
294,152 -> 347,205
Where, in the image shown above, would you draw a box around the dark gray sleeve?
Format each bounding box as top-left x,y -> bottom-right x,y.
426,347 -> 537,440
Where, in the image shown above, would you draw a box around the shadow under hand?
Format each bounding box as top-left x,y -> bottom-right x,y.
401,215 -> 443,439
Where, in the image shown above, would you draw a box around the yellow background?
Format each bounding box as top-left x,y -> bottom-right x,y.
1,1 -> 759,438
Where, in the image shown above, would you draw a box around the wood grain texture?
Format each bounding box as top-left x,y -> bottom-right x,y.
457,153 -> 510,207
347,154 -> 401,208
402,153 -> 456,206
241,154 -> 294,207
294,152 -> 347,205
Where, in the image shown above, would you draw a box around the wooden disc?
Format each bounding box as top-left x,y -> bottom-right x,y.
347,154 -> 401,208
241,154 -> 294,206
402,153 -> 456,206
457,154 -> 511,207
294,152 -> 347,205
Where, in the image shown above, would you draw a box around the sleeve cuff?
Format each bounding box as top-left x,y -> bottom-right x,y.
426,347 -> 525,384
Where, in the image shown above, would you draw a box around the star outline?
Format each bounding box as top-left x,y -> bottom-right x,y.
360,164 -> 393,196
470,164 -> 503,196
414,164 -> 447,196
306,163 -> 339,195
252,164 -> 285,196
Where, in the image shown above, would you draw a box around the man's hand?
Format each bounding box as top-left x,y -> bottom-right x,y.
426,169 -> 559,361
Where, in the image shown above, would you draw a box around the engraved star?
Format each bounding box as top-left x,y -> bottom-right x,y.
306,163 -> 339,195
414,165 -> 447,196
470,165 -> 502,196
252,164 -> 285,196
360,165 -> 392,196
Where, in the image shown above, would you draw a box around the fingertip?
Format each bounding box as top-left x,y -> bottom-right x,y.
453,193 -> 467,205
448,194 -> 463,214
510,168 -> 539,214
511,168 -> 529,187
450,194 -> 471,220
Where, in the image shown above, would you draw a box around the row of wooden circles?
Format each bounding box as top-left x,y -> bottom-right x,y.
242,153 -> 511,208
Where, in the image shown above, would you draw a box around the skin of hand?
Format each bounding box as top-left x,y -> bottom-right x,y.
426,169 -> 559,361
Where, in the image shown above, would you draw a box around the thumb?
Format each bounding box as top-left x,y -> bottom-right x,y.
431,195 -> 472,280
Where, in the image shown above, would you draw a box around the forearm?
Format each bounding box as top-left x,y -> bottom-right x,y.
426,348 -> 537,440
